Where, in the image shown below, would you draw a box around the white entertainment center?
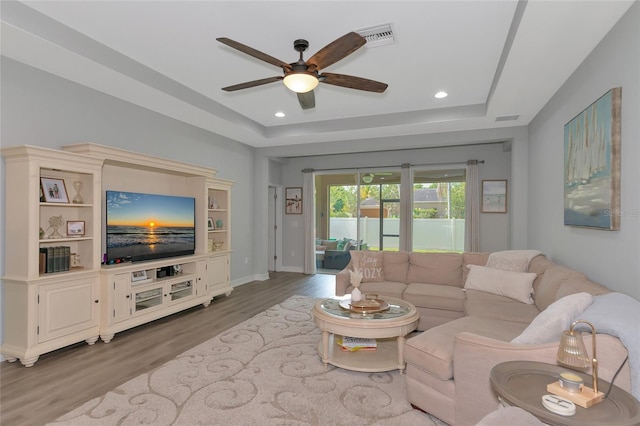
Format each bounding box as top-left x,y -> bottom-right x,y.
1,143 -> 234,366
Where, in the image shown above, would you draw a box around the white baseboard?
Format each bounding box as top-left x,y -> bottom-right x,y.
280,266 -> 304,273
231,273 -> 270,287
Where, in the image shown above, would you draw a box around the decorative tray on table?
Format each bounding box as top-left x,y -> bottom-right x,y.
339,298 -> 390,314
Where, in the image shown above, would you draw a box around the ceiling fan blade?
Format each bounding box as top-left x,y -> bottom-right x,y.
217,37 -> 292,71
306,32 -> 366,71
221,76 -> 283,92
320,72 -> 388,93
297,91 -> 315,110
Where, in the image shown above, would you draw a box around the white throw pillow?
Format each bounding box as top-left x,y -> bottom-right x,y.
511,292 -> 593,344
464,265 -> 536,304
350,251 -> 384,282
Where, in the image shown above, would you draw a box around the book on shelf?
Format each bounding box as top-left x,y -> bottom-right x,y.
336,336 -> 377,352
40,246 -> 71,273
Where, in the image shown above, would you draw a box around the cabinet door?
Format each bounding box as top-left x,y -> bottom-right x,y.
132,286 -> 165,316
208,255 -> 230,295
112,273 -> 131,323
38,277 -> 99,343
196,260 -> 208,296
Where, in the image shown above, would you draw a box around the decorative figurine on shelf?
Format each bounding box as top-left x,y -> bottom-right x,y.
349,269 -> 363,302
47,215 -> 64,239
215,219 -> 223,229
39,227 -> 45,239
210,197 -> 219,210
72,181 -> 83,204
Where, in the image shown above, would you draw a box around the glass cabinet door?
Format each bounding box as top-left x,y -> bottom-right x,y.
170,280 -> 193,301
133,287 -> 163,312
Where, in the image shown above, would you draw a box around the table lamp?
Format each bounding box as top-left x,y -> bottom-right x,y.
549,319 -> 604,407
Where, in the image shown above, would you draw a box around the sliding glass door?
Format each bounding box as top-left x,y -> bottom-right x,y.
315,167 -> 465,268
317,169 -> 401,253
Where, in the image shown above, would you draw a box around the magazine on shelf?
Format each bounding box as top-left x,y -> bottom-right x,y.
336,336 -> 377,352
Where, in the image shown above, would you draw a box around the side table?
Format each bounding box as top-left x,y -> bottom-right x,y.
490,361 -> 640,426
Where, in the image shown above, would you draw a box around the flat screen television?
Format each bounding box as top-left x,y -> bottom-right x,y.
106,190 -> 196,263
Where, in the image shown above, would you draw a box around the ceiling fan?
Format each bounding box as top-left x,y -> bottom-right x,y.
216,32 -> 388,110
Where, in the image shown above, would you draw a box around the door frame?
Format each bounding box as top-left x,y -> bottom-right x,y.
268,185 -> 283,272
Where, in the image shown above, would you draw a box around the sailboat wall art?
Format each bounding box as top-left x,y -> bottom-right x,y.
564,87 -> 621,230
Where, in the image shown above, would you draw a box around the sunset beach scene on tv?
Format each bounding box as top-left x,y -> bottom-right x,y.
106,190 -> 196,262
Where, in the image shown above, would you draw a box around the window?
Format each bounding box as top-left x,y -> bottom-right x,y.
412,168 -> 466,252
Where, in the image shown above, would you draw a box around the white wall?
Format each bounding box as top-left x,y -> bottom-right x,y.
528,3 -> 640,299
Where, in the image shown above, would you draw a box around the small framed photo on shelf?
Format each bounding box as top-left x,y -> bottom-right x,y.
131,270 -> 148,282
208,217 -> 215,230
41,177 -> 69,203
66,220 -> 86,236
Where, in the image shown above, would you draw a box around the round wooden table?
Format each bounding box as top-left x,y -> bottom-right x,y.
312,296 -> 419,373
490,360 -> 640,426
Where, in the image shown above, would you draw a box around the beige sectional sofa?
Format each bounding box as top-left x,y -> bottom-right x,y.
335,251 -> 633,425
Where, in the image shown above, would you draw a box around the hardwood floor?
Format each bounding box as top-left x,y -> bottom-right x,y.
0,272 -> 336,426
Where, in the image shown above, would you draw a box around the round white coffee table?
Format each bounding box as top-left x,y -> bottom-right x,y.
312,296 -> 419,373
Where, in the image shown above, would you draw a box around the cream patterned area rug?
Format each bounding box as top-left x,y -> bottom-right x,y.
48,295 -> 447,425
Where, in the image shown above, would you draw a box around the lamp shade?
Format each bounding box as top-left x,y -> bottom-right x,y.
283,72 -> 319,93
557,329 -> 590,368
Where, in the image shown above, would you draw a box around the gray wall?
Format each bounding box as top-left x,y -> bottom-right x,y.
275,142 -> 514,271
528,2 -> 640,299
0,57 -> 257,284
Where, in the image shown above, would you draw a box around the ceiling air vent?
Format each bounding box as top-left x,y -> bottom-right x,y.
355,23 -> 396,48
495,115 -> 520,122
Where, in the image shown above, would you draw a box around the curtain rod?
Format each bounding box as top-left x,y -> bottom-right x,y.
302,160 -> 483,173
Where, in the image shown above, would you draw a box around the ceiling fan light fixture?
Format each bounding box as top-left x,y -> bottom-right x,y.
283,72 -> 319,93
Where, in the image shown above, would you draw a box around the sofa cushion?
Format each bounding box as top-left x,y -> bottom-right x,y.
404,283 -> 466,313
556,275 -> 610,300
382,251 -> 409,283
350,250 -> 384,282
357,281 -> 406,300
465,265 -> 536,304
462,252 -> 490,284
324,240 -> 338,250
533,265 -> 582,311
511,292 -> 593,344
464,290 -> 541,323
405,316 -> 527,380
407,253 -> 463,287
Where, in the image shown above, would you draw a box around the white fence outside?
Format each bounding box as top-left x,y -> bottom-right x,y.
328,217 -> 465,252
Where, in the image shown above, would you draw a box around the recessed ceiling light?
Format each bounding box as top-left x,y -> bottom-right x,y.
275,112 -> 285,118
434,91 -> 448,99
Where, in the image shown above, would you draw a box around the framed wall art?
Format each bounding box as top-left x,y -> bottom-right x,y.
564,87 -> 621,230
482,180 -> 508,213
285,187 -> 302,214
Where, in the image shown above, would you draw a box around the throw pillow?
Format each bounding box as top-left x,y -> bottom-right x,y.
464,265 -> 537,304
485,250 -> 542,272
350,251 -> 384,282
315,245 -> 327,251
511,292 -> 593,344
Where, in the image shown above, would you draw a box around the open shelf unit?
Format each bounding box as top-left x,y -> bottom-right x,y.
1,146 -> 103,367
